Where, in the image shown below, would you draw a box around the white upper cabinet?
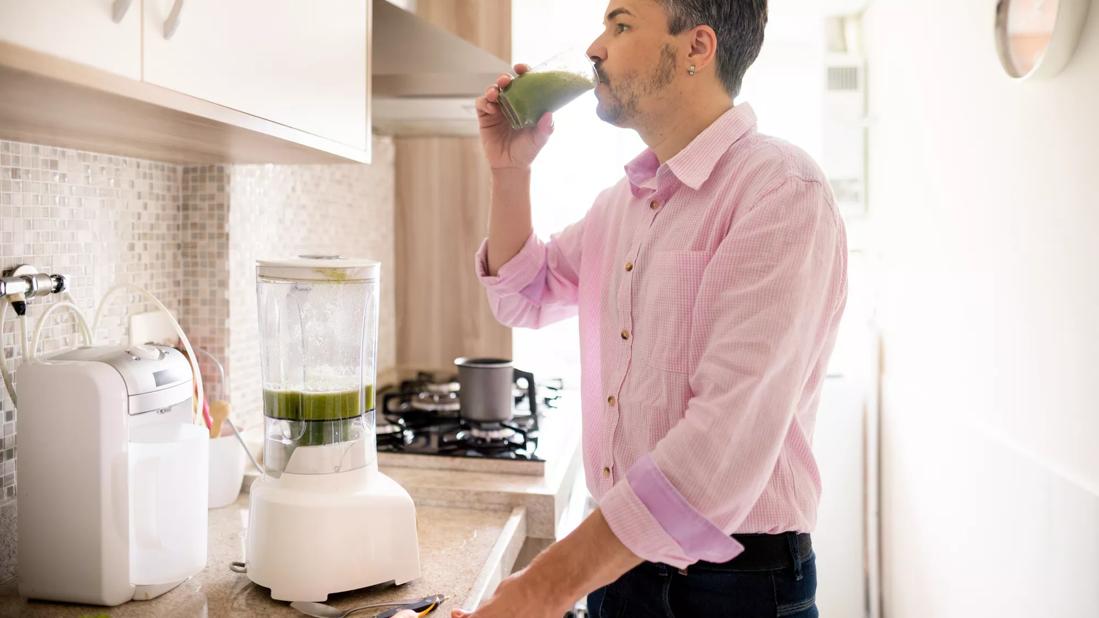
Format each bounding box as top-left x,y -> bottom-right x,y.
0,0 -> 142,79
141,0 -> 369,150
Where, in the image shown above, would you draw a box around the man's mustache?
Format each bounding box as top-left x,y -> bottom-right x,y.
594,63 -> 611,86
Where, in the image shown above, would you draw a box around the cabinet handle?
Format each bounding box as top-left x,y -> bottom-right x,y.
111,0 -> 133,23
163,0 -> 186,39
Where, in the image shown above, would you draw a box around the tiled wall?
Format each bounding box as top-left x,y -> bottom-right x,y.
179,143 -> 398,428
0,136 -> 396,582
224,150 -> 398,425
0,140 -> 185,580
181,166 -> 231,402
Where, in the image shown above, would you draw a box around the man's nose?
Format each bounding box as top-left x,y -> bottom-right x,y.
586,37 -> 607,64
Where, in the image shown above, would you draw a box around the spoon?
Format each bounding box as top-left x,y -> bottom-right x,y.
209,399 -> 231,438
291,594 -> 444,618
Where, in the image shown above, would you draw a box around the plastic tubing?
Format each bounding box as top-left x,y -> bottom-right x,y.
0,300 -> 21,406
3,292 -> 92,405
28,301 -> 94,359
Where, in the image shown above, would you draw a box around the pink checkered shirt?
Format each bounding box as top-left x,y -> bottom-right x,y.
476,104 -> 848,568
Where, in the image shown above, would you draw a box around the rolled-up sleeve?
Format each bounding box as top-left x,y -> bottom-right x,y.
600,178 -> 848,568
474,216 -> 586,329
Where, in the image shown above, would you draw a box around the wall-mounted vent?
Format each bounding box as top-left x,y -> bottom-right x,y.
822,56 -> 867,218
828,66 -> 860,91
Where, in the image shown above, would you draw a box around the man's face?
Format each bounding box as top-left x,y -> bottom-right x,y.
587,1 -> 681,128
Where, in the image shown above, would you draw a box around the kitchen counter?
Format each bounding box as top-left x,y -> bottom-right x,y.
0,496 -> 527,617
381,394 -> 585,541
0,397 -> 588,616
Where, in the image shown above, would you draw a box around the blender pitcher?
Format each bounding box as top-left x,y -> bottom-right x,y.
248,256 -> 419,602
256,256 -> 380,476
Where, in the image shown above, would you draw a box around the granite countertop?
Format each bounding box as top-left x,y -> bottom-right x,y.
0,398 -> 586,616
0,496 -> 527,617
382,397 -> 585,541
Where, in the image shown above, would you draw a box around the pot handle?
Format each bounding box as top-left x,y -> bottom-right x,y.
514,369 -> 537,417
380,390 -> 401,419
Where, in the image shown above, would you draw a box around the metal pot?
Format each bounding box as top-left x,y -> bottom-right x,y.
454,357 -> 535,423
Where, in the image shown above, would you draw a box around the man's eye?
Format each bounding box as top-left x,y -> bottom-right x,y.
615,23 -> 630,34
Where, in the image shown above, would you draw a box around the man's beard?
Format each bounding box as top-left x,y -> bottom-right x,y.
595,44 -> 678,126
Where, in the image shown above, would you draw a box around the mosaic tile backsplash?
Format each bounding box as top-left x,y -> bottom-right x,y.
0,136 -> 396,581
0,141 -> 184,581
224,151 -> 398,427
182,144 -> 399,431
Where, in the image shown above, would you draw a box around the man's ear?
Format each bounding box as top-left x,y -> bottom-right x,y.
686,24 -> 719,71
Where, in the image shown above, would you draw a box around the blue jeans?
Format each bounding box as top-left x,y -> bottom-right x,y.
587,538 -> 817,618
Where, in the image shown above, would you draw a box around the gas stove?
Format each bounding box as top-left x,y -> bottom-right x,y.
375,371 -> 562,467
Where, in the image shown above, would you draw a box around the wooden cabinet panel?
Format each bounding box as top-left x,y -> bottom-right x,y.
394,137 -> 511,374
393,0 -> 512,374
0,0 -> 141,79
414,0 -> 511,63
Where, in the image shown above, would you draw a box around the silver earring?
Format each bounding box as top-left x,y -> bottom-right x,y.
688,65 -> 697,76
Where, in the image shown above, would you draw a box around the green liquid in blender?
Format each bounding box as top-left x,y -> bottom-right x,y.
500,70 -> 595,129
263,386 -> 375,448
262,386 -> 375,421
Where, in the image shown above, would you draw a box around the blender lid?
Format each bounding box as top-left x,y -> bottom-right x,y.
257,255 -> 381,282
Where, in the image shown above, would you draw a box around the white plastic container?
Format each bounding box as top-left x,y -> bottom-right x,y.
129,423 -> 209,586
16,345 -> 207,606
208,432 -> 246,508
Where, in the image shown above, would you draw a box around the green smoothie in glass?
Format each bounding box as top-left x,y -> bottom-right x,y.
499,49 -> 597,129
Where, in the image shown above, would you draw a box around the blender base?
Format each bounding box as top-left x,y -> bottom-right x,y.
244,464 -> 421,602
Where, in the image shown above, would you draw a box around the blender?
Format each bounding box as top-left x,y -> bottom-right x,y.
245,256 -> 420,602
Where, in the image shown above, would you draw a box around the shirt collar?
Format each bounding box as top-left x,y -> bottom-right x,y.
623,103 -> 758,197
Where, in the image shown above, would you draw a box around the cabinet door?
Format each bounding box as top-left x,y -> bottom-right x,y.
142,0 -> 368,150
0,0 -> 141,79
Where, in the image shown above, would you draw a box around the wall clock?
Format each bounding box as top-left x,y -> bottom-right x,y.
995,0 -> 1092,79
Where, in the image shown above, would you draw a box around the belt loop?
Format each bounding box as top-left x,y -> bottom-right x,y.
786,533 -> 804,582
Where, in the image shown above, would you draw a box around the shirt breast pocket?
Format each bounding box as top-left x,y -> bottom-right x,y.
638,250 -> 710,374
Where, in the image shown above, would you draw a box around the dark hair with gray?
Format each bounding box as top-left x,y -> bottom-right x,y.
655,0 -> 768,97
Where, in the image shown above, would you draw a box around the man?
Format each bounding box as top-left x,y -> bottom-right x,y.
456,1 -> 846,616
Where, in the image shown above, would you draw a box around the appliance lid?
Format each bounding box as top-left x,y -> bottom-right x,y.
372,0 -> 511,99
257,256 -> 381,282
50,345 -> 192,397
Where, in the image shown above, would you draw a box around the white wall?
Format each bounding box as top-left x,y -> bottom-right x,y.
863,1 -> 1099,616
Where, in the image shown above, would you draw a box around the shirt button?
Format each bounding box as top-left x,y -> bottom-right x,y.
620,329 -> 630,340
607,395 -> 616,406
624,262 -> 634,272
602,466 -> 612,479
650,200 -> 660,210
